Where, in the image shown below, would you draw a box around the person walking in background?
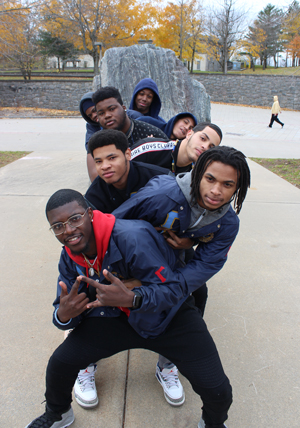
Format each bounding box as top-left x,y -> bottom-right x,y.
269,95 -> 284,128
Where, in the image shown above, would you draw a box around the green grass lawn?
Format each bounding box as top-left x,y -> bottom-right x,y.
193,65 -> 300,76
250,158 -> 300,189
1,152 -> 299,191
0,151 -> 32,168
235,65 -> 300,76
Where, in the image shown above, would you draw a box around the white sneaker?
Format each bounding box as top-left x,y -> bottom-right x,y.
155,363 -> 185,406
198,418 -> 228,428
74,364 -> 98,408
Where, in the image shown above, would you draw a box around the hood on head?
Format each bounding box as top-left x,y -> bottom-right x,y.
129,78 -> 162,118
274,95 -> 278,102
79,91 -> 97,125
163,112 -> 198,139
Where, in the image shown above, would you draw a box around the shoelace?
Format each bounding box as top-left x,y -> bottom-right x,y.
29,410 -> 60,427
161,369 -> 179,388
77,371 -> 96,392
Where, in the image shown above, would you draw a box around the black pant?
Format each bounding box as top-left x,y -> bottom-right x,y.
269,114 -> 284,127
185,247 -> 208,316
45,300 -> 232,427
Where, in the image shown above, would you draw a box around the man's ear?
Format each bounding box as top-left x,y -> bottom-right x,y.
123,105 -> 127,111
186,129 -> 194,139
125,148 -> 131,161
88,207 -> 94,221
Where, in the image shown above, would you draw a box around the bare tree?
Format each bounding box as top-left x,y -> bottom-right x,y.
206,0 -> 248,73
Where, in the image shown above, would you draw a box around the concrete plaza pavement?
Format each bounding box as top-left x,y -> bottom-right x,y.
0,104 -> 300,427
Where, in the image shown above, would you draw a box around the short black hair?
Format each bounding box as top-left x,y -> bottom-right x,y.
92,86 -> 123,106
88,129 -> 129,156
193,122 -> 223,142
46,189 -> 88,217
190,146 -> 250,214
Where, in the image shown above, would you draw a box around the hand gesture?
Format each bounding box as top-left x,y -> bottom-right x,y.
122,278 -> 142,290
79,270 -> 135,309
57,278 -> 90,323
164,230 -> 194,250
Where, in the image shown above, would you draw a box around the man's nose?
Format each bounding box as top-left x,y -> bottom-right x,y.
202,141 -> 210,150
101,160 -> 110,169
211,183 -> 221,194
64,222 -> 75,233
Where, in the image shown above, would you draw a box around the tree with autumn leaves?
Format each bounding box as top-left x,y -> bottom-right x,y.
1,0 -> 300,80
0,0 -> 41,79
39,0 -> 157,74
282,0 -> 300,66
153,0 -> 206,70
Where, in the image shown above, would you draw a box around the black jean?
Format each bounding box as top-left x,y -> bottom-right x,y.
269,114 -> 284,127
45,300 -> 232,427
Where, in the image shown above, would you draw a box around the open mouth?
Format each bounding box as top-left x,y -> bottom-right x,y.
65,234 -> 82,246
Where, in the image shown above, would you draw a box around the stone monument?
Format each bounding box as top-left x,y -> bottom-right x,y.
93,43 -> 211,123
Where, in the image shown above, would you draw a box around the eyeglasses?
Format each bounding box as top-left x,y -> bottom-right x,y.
49,208 -> 89,236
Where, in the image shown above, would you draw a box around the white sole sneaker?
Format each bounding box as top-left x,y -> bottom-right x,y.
155,364 -> 185,406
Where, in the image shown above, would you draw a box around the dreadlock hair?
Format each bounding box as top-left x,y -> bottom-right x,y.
46,189 -> 89,218
88,129 -> 129,157
193,122 -> 223,142
92,86 -> 123,106
190,146 -> 251,215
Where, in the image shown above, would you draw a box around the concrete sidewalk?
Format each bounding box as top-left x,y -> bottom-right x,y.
0,105 -> 300,427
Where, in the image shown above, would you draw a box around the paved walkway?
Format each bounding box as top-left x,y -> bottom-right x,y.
0,104 -> 300,427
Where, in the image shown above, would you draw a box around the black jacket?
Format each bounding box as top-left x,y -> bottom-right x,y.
126,119 -> 167,147
130,137 -> 192,175
85,160 -> 170,212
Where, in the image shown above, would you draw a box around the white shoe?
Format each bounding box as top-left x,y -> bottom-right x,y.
74,364 -> 98,408
155,363 -> 185,406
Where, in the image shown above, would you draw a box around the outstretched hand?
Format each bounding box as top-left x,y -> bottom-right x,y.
79,270 -> 135,309
57,278 -> 90,323
164,230 -> 194,250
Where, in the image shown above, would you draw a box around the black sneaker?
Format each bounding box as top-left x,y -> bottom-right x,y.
25,406 -> 74,428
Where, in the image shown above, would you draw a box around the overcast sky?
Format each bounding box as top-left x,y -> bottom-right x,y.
201,0 -> 291,22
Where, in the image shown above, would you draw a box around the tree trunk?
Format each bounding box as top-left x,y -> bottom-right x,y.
223,40 -> 227,74
179,1 -> 184,62
20,67 -> 27,80
27,64 -> 31,80
93,49 -> 99,75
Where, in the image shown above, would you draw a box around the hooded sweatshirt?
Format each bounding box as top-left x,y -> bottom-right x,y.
137,112 -> 197,138
79,91 -> 100,152
271,95 -> 281,115
176,171 -> 231,232
127,78 -> 165,124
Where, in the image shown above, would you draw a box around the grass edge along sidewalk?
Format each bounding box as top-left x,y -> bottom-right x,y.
250,158 -> 300,190
0,152 -> 299,191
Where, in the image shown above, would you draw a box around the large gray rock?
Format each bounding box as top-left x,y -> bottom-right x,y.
93,44 -> 211,123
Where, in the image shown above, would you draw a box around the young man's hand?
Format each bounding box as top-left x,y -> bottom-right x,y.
79,270 -> 135,309
164,230 -> 194,250
122,278 -> 142,290
57,278 -> 90,323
